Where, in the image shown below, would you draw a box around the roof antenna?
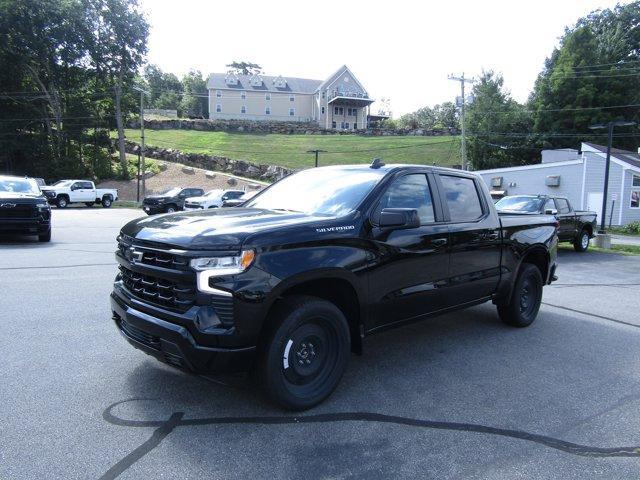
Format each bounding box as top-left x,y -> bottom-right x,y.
370,157 -> 385,169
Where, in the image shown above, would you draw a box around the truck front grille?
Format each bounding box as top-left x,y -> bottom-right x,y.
117,239 -> 190,271
119,265 -> 196,312
0,205 -> 37,219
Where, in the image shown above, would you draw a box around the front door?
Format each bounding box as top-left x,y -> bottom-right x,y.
554,198 -> 576,241
437,173 -> 502,305
587,192 -> 603,226
367,173 -> 450,329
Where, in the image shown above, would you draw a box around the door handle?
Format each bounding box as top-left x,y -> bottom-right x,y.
431,238 -> 448,247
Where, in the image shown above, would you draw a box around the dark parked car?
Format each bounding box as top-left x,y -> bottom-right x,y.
142,187 -> 204,215
495,195 -> 597,252
112,162 -> 558,410
0,175 -> 51,242
221,190 -> 258,207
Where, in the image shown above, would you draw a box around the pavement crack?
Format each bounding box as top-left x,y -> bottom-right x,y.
100,398 -> 640,479
542,302 -> 639,328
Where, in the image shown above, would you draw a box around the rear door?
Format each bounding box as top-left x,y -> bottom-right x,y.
437,173 -> 502,305
554,198 -> 575,241
367,172 -> 450,329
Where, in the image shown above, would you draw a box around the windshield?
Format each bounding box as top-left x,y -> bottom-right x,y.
245,168 -> 383,216
52,180 -> 72,187
204,190 -> 223,197
495,196 -> 544,213
0,177 -> 41,194
160,187 -> 182,196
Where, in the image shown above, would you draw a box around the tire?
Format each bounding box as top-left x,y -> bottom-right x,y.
497,263 -> 543,328
85,202 -> 94,207
165,205 -> 177,213
56,196 -> 68,208
573,229 -> 590,252
38,229 -> 51,242
257,295 -> 350,410
101,196 -> 112,208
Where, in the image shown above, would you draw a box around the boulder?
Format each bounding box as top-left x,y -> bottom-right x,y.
227,177 -> 238,186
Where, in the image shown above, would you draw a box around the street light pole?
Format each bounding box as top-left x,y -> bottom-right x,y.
133,86 -> 150,200
589,120 -> 636,234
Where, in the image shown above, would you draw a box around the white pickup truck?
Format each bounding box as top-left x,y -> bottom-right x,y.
41,180 -> 118,208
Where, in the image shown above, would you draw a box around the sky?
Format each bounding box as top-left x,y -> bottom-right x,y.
139,0 -> 628,116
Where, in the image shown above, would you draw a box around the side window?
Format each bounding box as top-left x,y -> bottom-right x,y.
440,175 -> 484,222
231,191 -> 244,199
72,182 -> 83,190
544,199 -> 555,212
376,174 -> 435,224
554,198 -> 570,214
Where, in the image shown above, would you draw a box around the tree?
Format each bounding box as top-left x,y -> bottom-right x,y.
226,61 -> 262,75
180,70 -> 208,118
530,2 -> 640,150
466,71 -> 535,170
144,64 -> 182,108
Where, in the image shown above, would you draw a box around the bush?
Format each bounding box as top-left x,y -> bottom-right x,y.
110,155 -> 161,180
623,221 -> 640,235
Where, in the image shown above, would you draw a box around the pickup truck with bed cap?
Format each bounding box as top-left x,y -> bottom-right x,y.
495,194 -> 596,252
111,161 -> 558,410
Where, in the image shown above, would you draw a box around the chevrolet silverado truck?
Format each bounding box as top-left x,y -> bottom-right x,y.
0,175 -> 51,242
111,162 -> 558,410
495,195 -> 596,252
41,180 -> 118,208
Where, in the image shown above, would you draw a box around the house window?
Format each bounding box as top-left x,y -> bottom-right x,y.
265,93 -> 271,100
321,106 -> 325,114
345,122 -> 349,129
216,104 -> 221,113
332,121 -> 336,128
340,122 -> 345,129
289,108 -> 295,116
322,91 -> 325,99
241,105 -> 246,114
334,107 -> 344,115
631,176 -> 640,208
353,123 -> 357,130
241,91 -> 246,99
216,90 -> 221,98
289,95 -> 295,102
265,106 -> 271,115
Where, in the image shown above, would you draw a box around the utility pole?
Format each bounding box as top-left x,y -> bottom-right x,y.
133,86 -> 150,200
448,73 -> 475,170
306,149 -> 327,167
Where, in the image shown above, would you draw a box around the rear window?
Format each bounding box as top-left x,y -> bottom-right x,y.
554,198 -> 570,214
440,175 -> 483,222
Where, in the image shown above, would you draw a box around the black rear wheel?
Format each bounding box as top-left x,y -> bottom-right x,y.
56,196 -> 68,208
498,263 -> 543,327
573,229 -> 590,252
258,295 -> 350,410
101,196 -> 112,208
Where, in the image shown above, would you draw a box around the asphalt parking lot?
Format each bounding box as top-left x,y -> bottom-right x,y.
2,208 -> 640,479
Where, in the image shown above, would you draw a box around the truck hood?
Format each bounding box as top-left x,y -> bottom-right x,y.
185,195 -> 215,203
121,207 -> 329,250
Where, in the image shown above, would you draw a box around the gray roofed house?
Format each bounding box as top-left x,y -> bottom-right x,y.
475,142 -> 640,226
207,65 -> 375,129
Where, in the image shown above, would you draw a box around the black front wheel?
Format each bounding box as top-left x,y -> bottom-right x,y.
498,263 -> 543,328
258,295 -> 350,410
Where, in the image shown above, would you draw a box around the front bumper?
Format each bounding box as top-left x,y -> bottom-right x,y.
111,291 -> 256,373
142,204 -> 165,215
0,218 -> 50,235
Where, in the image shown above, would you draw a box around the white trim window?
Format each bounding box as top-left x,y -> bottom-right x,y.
631,175 -> 640,208
265,106 -> 271,115
241,91 -> 246,100
241,105 -> 246,114
216,90 -> 222,98
265,92 -> 271,100
216,104 -> 221,113
289,94 -> 295,102
289,108 -> 295,116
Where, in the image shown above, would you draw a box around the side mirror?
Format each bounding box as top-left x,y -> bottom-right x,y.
545,208 -> 558,215
378,208 -> 421,229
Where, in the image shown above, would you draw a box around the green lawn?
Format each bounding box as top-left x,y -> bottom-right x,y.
121,129 -> 461,170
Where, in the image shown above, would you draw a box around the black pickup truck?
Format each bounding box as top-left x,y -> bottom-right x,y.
0,175 -> 51,242
142,187 -> 205,215
111,162 -> 558,409
495,195 -> 597,252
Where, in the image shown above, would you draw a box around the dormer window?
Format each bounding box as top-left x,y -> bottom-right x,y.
289,94 -> 295,102
250,74 -> 263,87
273,75 -> 287,88
225,72 -> 238,86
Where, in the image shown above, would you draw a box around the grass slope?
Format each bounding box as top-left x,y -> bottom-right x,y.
122,129 -> 461,170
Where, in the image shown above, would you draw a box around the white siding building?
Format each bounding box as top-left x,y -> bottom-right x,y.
475,142 -> 640,226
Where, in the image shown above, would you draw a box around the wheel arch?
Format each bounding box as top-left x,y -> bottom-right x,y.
262,270 -> 365,354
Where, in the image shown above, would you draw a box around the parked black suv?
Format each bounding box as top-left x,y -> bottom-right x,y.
0,175 -> 51,242
112,163 -> 557,409
142,187 -> 204,215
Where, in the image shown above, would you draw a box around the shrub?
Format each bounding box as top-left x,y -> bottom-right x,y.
623,221 -> 640,235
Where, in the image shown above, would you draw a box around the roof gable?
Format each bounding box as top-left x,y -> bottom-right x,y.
317,65 -> 367,94
207,73 -> 321,94
582,142 -> 640,172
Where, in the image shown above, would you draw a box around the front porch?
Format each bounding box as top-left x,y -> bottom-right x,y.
326,93 -> 374,130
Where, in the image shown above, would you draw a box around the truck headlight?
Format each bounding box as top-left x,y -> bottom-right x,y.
190,250 -> 255,275
37,202 -> 50,211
